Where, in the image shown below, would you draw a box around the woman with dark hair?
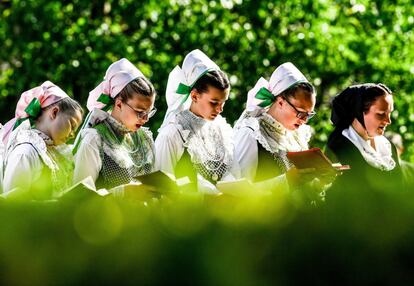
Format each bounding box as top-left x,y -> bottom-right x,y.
155,49 -> 236,194
1,81 -> 83,198
73,58 -> 157,189
326,83 -> 403,192
233,62 -> 318,191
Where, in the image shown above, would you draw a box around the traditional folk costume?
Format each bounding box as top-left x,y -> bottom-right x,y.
1,81 -> 74,198
155,49 -> 237,194
326,85 -> 403,193
233,63 -> 312,189
73,59 -> 155,189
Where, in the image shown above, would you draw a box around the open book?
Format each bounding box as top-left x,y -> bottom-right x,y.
59,176 -> 111,200
134,170 -> 187,193
287,148 -> 350,172
109,171 -> 192,199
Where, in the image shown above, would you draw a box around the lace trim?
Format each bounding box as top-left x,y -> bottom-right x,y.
173,110 -> 234,182
6,123 -> 56,170
5,122 -> 73,194
95,120 -> 155,171
105,113 -> 132,136
234,110 -> 310,154
342,126 -> 396,171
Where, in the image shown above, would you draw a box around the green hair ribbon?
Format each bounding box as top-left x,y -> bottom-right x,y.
13,98 -> 42,130
255,87 -> 275,108
97,93 -> 115,112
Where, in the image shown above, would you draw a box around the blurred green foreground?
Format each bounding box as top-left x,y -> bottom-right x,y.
1,183 -> 414,285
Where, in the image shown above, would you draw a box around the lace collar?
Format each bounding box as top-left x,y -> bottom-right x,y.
181,109 -> 207,128
234,109 -> 311,153
172,109 -> 234,182
32,129 -> 54,146
260,112 -> 287,136
5,122 -> 58,171
87,108 -> 131,138
105,113 -> 131,138
342,126 -> 396,171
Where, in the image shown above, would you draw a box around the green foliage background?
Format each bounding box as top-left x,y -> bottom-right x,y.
0,0 -> 413,160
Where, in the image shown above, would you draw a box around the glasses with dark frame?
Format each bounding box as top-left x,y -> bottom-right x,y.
124,101 -> 157,119
281,95 -> 316,120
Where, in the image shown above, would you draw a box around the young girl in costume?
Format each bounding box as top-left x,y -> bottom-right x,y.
1,81 -> 83,198
155,49 -> 237,194
326,83 -> 403,192
73,58 -> 157,189
233,62 -> 318,190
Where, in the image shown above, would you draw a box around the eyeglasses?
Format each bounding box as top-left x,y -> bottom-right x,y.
124,101 -> 157,119
282,96 -> 316,120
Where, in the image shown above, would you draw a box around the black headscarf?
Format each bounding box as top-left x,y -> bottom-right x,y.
328,83 -> 392,145
331,84 -> 368,131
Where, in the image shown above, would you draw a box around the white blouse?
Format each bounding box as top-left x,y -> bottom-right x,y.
3,143 -> 43,193
2,123 -> 73,197
73,128 -> 102,184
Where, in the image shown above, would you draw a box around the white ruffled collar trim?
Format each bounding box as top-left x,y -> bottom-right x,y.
342,125 -> 396,171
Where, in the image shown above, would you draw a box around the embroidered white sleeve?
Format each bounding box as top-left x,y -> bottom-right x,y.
154,124 -> 185,176
73,128 -> 102,185
234,126 -> 259,181
3,144 -> 43,194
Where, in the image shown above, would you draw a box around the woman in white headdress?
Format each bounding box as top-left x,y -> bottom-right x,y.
1,81 -> 83,198
73,58 -> 157,189
233,62 -> 317,190
155,49 -> 237,194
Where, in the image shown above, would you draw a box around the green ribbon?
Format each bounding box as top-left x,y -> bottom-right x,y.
175,69 -> 213,106
13,98 -> 42,130
255,87 -> 275,108
176,83 -> 191,95
176,83 -> 191,106
97,93 -> 114,112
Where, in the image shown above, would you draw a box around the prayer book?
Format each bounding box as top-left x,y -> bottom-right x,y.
287,148 -> 350,172
59,176 -> 111,200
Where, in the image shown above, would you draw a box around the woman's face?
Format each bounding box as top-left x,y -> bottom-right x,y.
364,94 -> 393,137
49,108 -> 83,145
268,90 -> 316,130
116,93 -> 155,132
190,86 -> 229,120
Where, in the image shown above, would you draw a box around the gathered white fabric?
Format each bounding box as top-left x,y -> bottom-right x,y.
342,126 -> 396,171
161,49 -> 220,128
246,62 -> 309,111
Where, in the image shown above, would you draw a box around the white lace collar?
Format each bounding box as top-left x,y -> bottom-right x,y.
170,110 -> 234,182
342,125 -> 396,171
32,129 -> 54,146
88,108 -> 131,136
234,109 -> 311,153
5,121 -> 57,170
